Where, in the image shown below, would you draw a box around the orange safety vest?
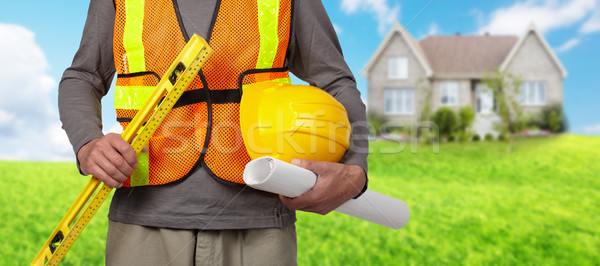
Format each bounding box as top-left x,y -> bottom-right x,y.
113,0 -> 292,186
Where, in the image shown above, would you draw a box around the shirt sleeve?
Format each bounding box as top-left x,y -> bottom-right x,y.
288,0 -> 369,175
58,0 -> 116,158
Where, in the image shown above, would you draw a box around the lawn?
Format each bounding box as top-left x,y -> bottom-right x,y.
1,135 -> 599,265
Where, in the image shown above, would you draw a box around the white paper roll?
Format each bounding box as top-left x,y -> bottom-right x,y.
243,156 -> 409,229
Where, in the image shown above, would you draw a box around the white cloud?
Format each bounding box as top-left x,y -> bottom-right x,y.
556,37 -> 581,52
583,123 -> 600,134
580,8 -> 600,33
341,0 -> 400,35
477,0 -> 597,35
471,9 -> 486,29
104,122 -> 123,135
332,23 -> 343,35
0,110 -> 16,127
0,23 -> 73,161
417,22 -> 441,40
427,22 -> 440,36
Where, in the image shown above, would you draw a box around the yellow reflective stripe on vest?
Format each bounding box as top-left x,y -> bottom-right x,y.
256,0 -> 279,69
242,77 -> 291,92
131,152 -> 149,186
114,86 -> 155,110
123,0 -> 146,73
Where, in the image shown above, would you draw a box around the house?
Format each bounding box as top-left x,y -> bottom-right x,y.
362,22 -> 567,137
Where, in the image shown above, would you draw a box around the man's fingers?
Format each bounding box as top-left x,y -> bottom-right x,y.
279,161 -> 366,215
279,195 -> 309,211
100,138 -> 135,177
279,191 -> 320,211
89,164 -> 122,188
95,155 -> 129,184
101,148 -> 135,178
77,134 -> 141,188
108,133 -> 138,168
291,159 -> 330,175
280,194 -> 332,215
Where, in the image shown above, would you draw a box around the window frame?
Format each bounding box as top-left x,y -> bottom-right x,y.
519,81 -> 546,106
384,88 -> 415,115
439,81 -> 459,106
388,56 -> 408,80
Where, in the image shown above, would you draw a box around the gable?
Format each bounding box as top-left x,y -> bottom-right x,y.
501,24 -> 567,78
362,22 -> 432,77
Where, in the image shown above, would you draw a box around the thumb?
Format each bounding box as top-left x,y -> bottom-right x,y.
291,159 -> 327,175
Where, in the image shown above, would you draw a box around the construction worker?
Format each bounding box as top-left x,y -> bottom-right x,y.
59,0 -> 368,264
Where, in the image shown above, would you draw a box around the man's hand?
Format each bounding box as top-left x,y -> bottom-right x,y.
279,159 -> 366,215
77,133 -> 138,188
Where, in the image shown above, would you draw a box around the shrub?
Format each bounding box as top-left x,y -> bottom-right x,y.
448,135 -> 456,142
367,111 -> 389,136
472,134 -> 481,141
498,133 -> 507,141
484,133 -> 494,141
431,107 -> 458,141
540,104 -> 567,133
458,106 -> 475,133
459,132 -> 473,143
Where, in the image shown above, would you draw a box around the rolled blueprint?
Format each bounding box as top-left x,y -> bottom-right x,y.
244,156 -> 409,229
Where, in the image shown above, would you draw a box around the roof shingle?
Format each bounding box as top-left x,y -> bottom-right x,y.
419,35 -> 518,74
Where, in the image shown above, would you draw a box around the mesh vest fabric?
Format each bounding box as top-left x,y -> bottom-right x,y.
113,0 -> 292,186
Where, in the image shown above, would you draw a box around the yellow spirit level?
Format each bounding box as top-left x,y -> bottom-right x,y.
31,34 -> 212,265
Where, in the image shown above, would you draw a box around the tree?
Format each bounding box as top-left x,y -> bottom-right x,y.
417,79 -> 434,143
482,69 -> 523,153
418,79 -> 433,125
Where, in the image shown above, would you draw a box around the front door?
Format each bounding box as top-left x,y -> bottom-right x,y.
476,83 -> 494,115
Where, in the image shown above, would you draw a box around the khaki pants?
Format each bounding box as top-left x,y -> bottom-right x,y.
106,220 -> 297,266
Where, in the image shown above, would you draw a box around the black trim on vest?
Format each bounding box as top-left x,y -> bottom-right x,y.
117,71 -> 161,81
207,0 -> 222,42
284,0 -> 295,69
172,89 -> 207,109
170,71 -> 212,186
197,70 -> 244,186
117,88 -> 239,122
171,89 -> 240,109
172,0 -> 190,42
211,89 -> 242,103
237,67 -> 290,96
198,71 -> 212,156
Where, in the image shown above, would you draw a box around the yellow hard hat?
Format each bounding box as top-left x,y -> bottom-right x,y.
240,82 -> 351,163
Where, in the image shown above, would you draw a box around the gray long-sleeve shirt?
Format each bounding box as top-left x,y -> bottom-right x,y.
59,0 -> 368,230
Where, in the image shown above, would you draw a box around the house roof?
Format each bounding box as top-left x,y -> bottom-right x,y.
361,22 -> 433,77
363,22 -> 567,79
419,35 -> 518,75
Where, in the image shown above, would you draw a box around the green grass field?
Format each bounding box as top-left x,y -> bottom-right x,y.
1,135 -> 599,265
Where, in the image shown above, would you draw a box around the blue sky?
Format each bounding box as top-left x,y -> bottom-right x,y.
1,0 -> 599,160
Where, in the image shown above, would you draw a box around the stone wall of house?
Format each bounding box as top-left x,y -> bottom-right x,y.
505,31 -> 564,114
367,32 -> 429,124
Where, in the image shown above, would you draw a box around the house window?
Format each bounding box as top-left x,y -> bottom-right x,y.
384,88 -> 414,114
520,81 -> 546,105
388,56 -> 408,79
440,82 -> 458,106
